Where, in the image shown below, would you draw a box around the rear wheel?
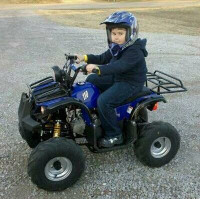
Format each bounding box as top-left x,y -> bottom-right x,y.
28,138 -> 85,191
134,121 -> 180,167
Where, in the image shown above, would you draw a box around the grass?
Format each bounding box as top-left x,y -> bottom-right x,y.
37,5 -> 200,36
1,0 -> 199,36
0,0 -> 61,4
0,0 -> 196,4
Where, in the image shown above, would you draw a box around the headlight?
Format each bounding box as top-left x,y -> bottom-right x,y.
41,106 -> 46,114
52,71 -> 56,81
52,66 -> 63,82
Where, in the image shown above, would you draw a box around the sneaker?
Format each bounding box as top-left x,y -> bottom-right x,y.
98,135 -> 123,148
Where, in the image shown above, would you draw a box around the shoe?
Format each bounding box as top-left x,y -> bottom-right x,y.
98,135 -> 123,148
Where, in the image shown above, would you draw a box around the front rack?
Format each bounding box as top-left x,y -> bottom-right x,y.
27,76 -> 68,103
27,76 -> 54,97
29,76 -> 54,89
146,70 -> 187,94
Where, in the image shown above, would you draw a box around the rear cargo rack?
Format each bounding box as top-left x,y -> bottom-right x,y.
146,70 -> 187,94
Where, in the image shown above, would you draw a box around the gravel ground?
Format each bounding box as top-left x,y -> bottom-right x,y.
0,7 -> 200,199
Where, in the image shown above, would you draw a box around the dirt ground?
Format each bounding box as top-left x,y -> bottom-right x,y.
0,0 -> 200,198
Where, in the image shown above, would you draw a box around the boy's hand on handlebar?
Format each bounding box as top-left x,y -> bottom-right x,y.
86,64 -> 98,74
75,55 -> 84,64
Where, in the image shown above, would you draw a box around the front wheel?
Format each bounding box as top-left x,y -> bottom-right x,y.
134,121 -> 180,167
28,138 -> 85,191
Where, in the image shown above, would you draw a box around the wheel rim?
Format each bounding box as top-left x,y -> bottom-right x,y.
150,137 -> 171,158
45,157 -> 72,182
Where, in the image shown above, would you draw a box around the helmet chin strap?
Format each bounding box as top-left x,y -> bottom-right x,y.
121,34 -> 138,51
109,32 -> 138,57
109,43 -> 122,57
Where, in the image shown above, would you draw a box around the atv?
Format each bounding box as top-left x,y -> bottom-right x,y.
18,54 -> 187,191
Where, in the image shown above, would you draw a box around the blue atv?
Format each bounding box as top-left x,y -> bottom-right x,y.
18,54 -> 187,191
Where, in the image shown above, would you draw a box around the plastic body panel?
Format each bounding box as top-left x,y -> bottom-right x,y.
71,82 -> 100,109
30,79 -> 165,123
115,93 -> 160,120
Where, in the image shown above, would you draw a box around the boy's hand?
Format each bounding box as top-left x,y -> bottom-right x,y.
86,64 -> 98,74
75,55 -> 84,64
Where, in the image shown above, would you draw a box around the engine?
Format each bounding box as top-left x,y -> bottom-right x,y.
70,116 -> 86,136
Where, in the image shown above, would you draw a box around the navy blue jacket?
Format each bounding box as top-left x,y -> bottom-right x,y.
87,39 -> 148,86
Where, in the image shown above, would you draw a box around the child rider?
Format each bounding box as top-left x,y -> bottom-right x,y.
76,11 -> 148,148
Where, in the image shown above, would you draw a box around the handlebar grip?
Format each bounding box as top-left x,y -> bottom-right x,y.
80,64 -> 87,72
65,54 -> 77,60
69,55 -> 77,60
92,69 -> 98,74
79,64 -> 88,75
79,65 -> 99,75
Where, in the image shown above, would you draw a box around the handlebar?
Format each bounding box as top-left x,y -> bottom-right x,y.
64,52 -> 99,78
78,65 -> 99,75
58,54 -> 98,89
78,65 -> 99,74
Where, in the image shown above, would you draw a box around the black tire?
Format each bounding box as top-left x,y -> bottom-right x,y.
19,125 -> 40,148
134,121 -> 180,168
25,136 -> 40,148
28,138 -> 85,191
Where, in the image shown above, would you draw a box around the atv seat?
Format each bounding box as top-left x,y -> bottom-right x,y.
123,86 -> 152,104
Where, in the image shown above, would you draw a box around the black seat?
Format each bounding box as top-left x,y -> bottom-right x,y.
123,86 -> 152,105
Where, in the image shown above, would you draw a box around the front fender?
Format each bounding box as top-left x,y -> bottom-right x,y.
46,97 -> 93,126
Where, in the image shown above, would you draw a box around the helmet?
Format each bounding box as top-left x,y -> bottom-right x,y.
101,11 -> 139,56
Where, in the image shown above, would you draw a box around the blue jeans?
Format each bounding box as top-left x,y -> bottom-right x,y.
86,74 -> 143,138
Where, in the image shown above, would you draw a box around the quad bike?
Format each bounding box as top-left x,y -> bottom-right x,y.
18,54 -> 187,191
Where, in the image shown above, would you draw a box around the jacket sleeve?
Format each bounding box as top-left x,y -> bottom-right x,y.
87,49 -> 112,65
98,48 -> 142,75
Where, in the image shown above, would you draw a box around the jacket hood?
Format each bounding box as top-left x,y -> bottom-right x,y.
133,38 -> 148,57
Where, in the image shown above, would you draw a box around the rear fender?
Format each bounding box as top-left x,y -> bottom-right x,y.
131,95 -> 167,121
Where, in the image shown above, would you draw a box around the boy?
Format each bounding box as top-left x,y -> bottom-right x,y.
76,11 -> 148,148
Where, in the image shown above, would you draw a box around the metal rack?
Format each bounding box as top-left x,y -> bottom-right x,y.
27,76 -> 68,103
29,76 -> 54,89
146,70 -> 187,94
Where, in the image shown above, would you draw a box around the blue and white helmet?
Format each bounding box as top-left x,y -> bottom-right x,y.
101,11 -> 139,56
